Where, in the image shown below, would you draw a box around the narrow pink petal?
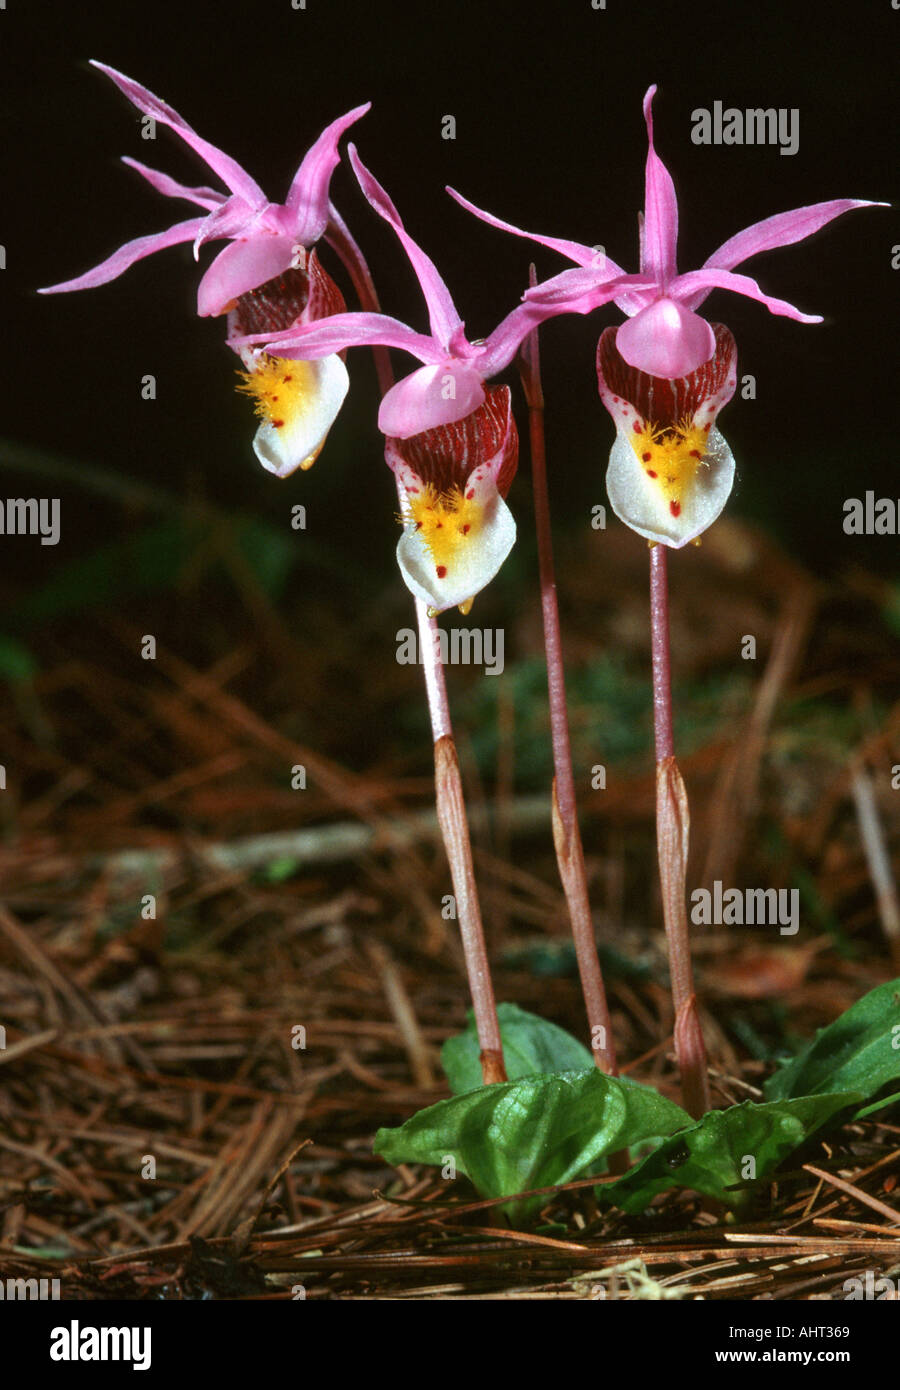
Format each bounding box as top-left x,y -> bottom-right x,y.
671,267 -> 822,323
446,187 -> 620,272
616,298 -> 716,378
285,104 -> 371,243
193,199 -> 262,256
38,217 -> 203,294
234,311 -> 440,362
522,266 -> 608,305
377,364 -> 485,438
350,147 -> 462,349
196,235 -> 299,317
122,157 -> 225,210
613,253 -> 658,318
91,61 -> 266,206
479,300 -> 556,376
480,275 -> 653,376
523,266 -> 657,314
640,85 -> 679,285
698,199 -> 886,276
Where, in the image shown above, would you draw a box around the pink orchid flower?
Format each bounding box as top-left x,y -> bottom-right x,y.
236,150 -> 529,611
236,146 -> 651,438
237,150 -> 647,612
39,62 -> 371,478
449,85 -> 884,379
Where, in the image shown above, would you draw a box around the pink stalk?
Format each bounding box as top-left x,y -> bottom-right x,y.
329,223 -> 506,1084
518,279 -> 617,1075
649,543 -> 710,1118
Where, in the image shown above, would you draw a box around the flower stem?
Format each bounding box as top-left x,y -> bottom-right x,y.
649,543 -> 710,1118
519,293 -> 617,1076
329,215 -> 506,1084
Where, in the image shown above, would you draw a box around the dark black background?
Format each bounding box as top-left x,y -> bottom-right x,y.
2,0 -> 897,589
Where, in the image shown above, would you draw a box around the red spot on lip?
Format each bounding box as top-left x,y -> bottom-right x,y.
466,489 -> 475,499
642,451 -> 652,462
633,420 -> 642,433
462,524 -> 470,534
272,419 -> 285,428
704,423 -> 711,431
670,501 -> 681,517
689,449 -> 701,458
646,469 -> 657,478
436,565 -> 447,578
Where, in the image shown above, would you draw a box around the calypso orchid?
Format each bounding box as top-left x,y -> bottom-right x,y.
450,84 -> 883,380
236,147 -> 650,610
39,62 -> 371,479
242,145 -> 651,439
449,85 -> 884,547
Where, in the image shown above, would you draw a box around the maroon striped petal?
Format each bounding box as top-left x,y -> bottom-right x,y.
228,250 -> 346,340
597,323 -> 737,434
385,387 -> 519,612
385,385 -> 517,499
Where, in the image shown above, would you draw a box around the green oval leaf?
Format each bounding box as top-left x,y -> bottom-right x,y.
442,1003 -> 595,1095
374,1068 -> 690,1224
601,1092 -> 862,1214
764,977 -> 900,1105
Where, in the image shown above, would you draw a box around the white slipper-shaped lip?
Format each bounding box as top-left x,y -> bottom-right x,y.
606,421 -> 735,547
385,385 -> 518,612
597,323 -> 738,548
239,350 -> 350,478
395,473 -> 516,614
231,251 -> 350,477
